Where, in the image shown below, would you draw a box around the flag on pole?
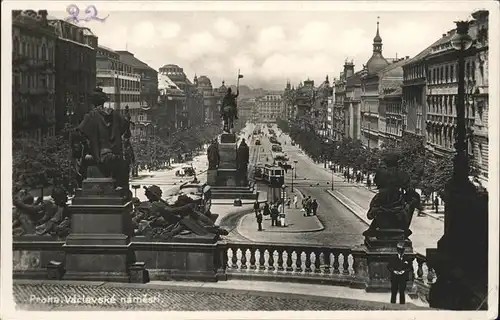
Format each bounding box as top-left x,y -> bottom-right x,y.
238,74 -> 244,79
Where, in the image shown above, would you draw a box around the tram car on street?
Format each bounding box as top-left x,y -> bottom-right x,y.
179,182 -> 212,217
271,144 -> 283,153
260,164 -> 285,187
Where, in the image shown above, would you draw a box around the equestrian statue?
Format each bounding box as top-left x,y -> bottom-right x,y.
220,70 -> 244,133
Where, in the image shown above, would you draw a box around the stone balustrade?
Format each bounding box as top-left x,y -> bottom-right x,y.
12,237 -> 437,301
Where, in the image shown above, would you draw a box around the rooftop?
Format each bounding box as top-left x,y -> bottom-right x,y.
116,50 -> 156,72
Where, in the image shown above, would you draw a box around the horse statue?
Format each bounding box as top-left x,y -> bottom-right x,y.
221,87 -> 239,133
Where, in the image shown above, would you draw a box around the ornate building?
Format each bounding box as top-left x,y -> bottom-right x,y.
194,75 -> 218,125
344,69 -> 363,140
12,10 -> 57,141
424,10 -> 489,184
159,64 -> 204,128
116,50 -> 158,139
333,72 -> 346,141
157,72 -> 186,132
378,87 -> 403,144
48,18 -> 97,133
315,76 -> 332,137
282,80 -> 295,120
255,93 -> 284,123
360,19 -> 408,148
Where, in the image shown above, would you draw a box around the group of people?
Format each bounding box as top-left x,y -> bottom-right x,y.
253,199 -> 287,231
301,195 -> 318,216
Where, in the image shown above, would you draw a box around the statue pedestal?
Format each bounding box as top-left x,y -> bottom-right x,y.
351,232 -> 415,293
62,176 -> 140,282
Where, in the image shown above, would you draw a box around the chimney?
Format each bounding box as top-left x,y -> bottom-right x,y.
405,56 -> 409,59
38,10 -> 48,21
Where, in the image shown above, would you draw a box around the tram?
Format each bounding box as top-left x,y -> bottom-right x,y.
254,164 -> 285,187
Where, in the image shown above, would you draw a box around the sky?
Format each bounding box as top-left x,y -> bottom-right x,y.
48,5 -> 481,90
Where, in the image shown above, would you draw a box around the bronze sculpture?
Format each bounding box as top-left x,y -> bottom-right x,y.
237,138 -> 250,175
207,139 -> 220,170
362,153 -> 416,240
132,185 -> 229,240
71,87 -> 132,191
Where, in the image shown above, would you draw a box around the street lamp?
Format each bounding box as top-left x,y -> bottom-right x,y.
450,21 -> 473,183
427,20 -> 488,310
294,160 -> 298,179
331,166 -> 334,191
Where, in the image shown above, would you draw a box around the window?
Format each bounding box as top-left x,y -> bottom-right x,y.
445,66 -> 449,82
450,65 -> 454,82
471,61 -> 476,81
13,38 -> 19,53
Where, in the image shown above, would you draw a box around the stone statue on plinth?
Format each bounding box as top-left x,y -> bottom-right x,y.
133,185 -> 229,240
71,87 -> 132,193
236,138 -> 250,182
221,87 -> 239,133
362,153 -> 416,241
207,139 -> 220,170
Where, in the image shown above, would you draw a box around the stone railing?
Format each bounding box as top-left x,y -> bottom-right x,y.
222,241 -> 358,286
12,237 -> 437,302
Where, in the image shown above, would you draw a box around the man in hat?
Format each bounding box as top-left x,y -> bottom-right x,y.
387,242 -> 411,304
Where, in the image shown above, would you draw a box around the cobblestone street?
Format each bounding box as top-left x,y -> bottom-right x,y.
13,281 -> 424,311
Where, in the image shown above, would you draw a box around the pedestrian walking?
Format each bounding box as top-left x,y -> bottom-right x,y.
256,210 -> 263,231
270,205 -> 279,226
311,199 -> 318,215
293,194 -> 298,208
305,196 -> 312,216
263,202 -> 270,217
253,200 -> 260,217
434,197 -> 439,213
286,198 -> 291,209
387,242 -> 411,304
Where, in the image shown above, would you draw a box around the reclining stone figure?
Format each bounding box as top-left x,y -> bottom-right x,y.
132,185 -> 228,240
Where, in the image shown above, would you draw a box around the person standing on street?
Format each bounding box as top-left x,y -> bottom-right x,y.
387,242 -> 411,304
311,199 -> 318,215
434,197 -> 439,213
256,210 -> 263,231
253,200 -> 260,217
293,194 -> 298,208
263,202 -> 270,217
270,204 -> 279,226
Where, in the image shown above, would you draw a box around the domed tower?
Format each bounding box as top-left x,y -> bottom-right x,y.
365,17 -> 389,74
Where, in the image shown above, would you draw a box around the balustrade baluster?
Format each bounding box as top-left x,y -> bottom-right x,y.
416,258 -> 424,280
304,250 -> 312,273
332,252 -> 340,274
286,249 -> 294,272
342,252 -> 350,275
249,248 -> 257,270
231,248 -> 238,269
268,249 -> 275,271
240,247 -> 248,270
277,249 -> 284,271
323,250 -> 331,274
223,247 -> 229,269
258,249 -> 266,271
314,251 -> 321,273
295,251 -> 303,272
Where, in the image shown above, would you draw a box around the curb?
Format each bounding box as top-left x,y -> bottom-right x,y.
419,211 -> 445,222
237,212 -> 325,234
325,189 -> 369,226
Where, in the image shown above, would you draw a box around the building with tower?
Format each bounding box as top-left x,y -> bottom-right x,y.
194,75 -> 218,125
360,18 -> 408,148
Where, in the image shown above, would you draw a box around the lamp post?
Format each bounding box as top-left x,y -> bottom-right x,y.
331,167 -> 334,191
294,160 -> 298,179
427,20 -> 488,310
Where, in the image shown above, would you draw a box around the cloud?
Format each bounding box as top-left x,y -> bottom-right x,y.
159,22 -> 181,39
214,18 -> 240,38
253,26 -> 288,56
176,31 -> 228,60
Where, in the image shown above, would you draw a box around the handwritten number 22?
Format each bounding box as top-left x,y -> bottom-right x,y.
66,4 -> 109,23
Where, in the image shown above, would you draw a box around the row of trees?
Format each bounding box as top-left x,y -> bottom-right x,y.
13,123 -> 221,192
277,118 -> 475,199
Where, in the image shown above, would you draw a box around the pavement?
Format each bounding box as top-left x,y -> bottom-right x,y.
11,279 -> 429,311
